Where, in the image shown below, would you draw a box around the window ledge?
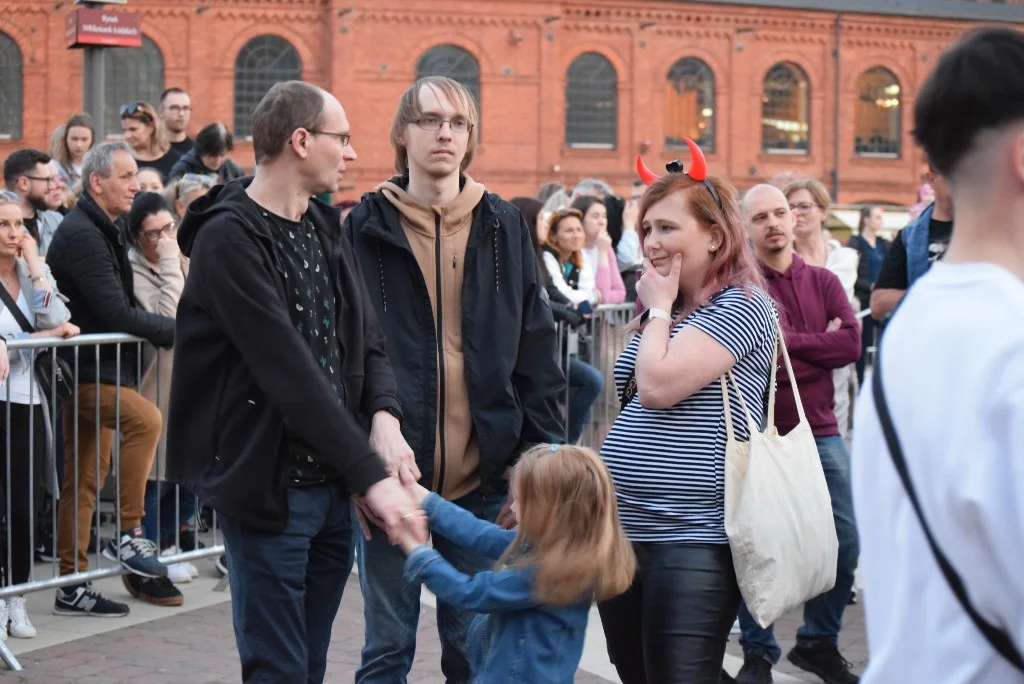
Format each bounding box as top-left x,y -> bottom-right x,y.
762,148 -> 809,156
855,152 -> 900,160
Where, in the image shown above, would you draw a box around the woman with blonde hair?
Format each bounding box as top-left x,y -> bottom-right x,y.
120,102 -> 180,181
599,146 -> 779,683
0,192 -> 77,638
397,443 -> 635,683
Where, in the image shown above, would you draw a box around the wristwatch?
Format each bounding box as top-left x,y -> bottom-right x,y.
639,307 -> 673,326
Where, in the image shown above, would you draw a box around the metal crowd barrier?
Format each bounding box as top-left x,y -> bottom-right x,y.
0,334 -> 224,672
556,303 -> 637,449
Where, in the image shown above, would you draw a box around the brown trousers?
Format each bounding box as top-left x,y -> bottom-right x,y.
56,384 -> 161,576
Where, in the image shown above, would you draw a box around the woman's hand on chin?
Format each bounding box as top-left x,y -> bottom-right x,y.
636,254 -> 681,312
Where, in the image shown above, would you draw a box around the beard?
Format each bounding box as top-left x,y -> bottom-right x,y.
26,192 -> 50,213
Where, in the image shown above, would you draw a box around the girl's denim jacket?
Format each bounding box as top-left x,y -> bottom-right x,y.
404,493 -> 591,684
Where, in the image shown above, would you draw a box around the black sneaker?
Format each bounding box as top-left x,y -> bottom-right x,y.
787,643 -> 859,684
122,574 -> 183,607
53,583 -> 129,617
215,554 -> 228,577
34,530 -> 57,562
736,654 -> 773,684
102,527 -> 167,578
720,669 -> 737,684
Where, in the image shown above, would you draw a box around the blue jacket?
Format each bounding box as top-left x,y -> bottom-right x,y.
404,493 -> 591,684
902,203 -> 934,287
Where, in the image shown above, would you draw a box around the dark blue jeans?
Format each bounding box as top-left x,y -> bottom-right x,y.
567,358 -> 604,443
142,480 -> 197,548
220,481 -> 353,684
356,487 -> 506,684
739,435 -> 860,663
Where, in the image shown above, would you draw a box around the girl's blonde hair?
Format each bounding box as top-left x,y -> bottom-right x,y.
500,444 -> 636,606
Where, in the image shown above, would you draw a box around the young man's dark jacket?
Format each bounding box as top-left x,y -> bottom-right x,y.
344,175 -> 565,497
166,179 -> 396,532
46,191 -> 174,387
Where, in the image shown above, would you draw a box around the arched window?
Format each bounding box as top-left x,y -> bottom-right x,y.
0,32 -> 22,139
104,36 -> 164,138
415,45 -> 481,113
665,58 -> 715,152
855,67 -> 901,157
565,53 -> 617,149
234,35 -> 302,139
761,62 -> 810,154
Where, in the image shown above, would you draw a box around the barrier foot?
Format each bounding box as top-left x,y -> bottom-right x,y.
213,576 -> 230,593
0,638 -> 23,671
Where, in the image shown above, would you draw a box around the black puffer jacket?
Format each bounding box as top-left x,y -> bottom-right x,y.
46,192 -> 174,387
344,177 -> 565,496
166,180 -> 395,531
168,150 -> 245,184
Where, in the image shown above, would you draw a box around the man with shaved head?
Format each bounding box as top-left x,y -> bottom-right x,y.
733,184 -> 862,684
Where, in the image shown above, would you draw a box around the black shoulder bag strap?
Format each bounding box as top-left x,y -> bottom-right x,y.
873,348 -> 1024,672
0,281 -> 36,334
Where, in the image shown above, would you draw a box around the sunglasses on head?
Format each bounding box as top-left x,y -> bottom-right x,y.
120,102 -> 151,121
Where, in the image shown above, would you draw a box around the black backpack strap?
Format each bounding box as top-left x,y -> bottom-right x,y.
0,282 -> 35,334
873,348 -> 1024,672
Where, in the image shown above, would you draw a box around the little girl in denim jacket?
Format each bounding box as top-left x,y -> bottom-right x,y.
397,443 -> 636,684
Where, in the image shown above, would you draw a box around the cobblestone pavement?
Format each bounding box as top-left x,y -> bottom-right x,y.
0,584 -> 614,684
0,571 -> 866,683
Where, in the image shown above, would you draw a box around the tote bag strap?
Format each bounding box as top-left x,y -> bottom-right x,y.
723,332 -> 779,437
770,315 -> 808,428
873,348 -> 1024,673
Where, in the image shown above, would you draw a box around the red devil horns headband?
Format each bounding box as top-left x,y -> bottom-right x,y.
636,136 -> 723,210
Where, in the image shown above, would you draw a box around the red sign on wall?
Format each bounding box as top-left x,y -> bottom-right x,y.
66,8 -> 142,49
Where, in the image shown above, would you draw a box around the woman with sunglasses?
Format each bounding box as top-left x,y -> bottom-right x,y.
120,102 -> 181,182
126,192 -> 196,593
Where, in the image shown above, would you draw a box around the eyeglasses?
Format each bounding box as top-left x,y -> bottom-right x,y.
789,202 -> 820,213
308,130 -> 351,147
24,175 -> 61,188
120,102 -> 152,121
412,116 -> 473,134
140,221 -> 176,242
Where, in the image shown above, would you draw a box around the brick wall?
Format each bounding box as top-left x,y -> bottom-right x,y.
2,0 -> 1021,204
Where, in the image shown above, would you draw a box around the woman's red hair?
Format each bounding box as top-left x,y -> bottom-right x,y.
637,173 -> 766,314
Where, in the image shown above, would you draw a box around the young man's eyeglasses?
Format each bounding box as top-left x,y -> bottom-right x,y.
413,116 -> 473,134
23,175 -> 61,188
308,130 -> 351,147
139,221 -> 176,242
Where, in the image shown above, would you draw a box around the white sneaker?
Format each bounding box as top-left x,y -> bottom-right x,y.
166,563 -> 192,584
158,548 -> 194,585
8,596 -> 35,639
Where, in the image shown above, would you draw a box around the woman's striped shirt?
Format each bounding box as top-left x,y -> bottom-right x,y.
601,286 -> 778,544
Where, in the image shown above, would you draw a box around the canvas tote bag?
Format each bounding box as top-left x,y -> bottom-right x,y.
721,325 -> 839,627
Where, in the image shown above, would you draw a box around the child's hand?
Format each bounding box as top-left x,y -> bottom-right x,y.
396,511 -> 428,555
399,466 -> 431,505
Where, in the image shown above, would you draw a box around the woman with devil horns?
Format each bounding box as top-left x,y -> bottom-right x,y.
598,139 -> 780,683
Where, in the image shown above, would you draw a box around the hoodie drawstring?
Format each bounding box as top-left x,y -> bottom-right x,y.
492,219 -> 500,292
375,241 -> 387,313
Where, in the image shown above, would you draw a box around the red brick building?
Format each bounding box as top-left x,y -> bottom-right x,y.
1,0 -> 1022,204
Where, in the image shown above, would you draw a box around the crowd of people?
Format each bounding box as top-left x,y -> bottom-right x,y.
0,23 -> 1018,684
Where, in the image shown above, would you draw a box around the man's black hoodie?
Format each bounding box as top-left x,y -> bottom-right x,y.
166,179 -> 397,531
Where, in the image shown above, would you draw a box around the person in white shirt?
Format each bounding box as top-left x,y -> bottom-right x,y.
852,26 -> 1024,683
0,193 -> 77,640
